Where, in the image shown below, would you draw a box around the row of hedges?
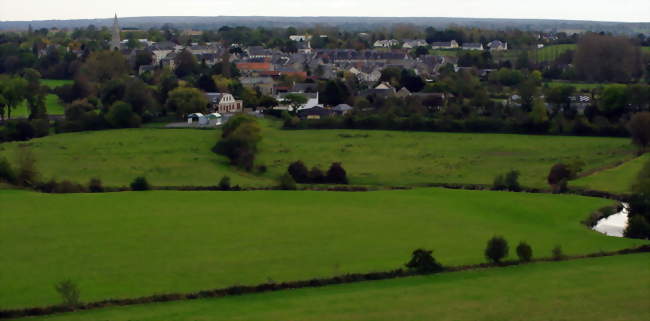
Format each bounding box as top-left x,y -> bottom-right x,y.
2,245 -> 648,319
284,115 -> 629,137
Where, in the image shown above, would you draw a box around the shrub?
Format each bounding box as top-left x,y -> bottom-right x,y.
88,178 -> 104,193
624,215 -> 650,239
326,162 -> 348,184
548,163 -> 571,192
492,174 -> 507,190
130,176 -> 150,191
552,245 -> 566,261
213,116 -> 262,171
516,242 -> 533,262
0,156 -> 16,184
504,170 -> 521,192
15,148 -> 39,187
278,173 -> 297,190
218,176 -> 231,191
288,161 -> 310,183
405,249 -> 443,273
309,166 -> 325,184
54,279 -> 80,307
627,112 -> 650,153
485,236 -> 509,263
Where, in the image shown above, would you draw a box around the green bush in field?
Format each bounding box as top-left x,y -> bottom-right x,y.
485,236 -> 509,263
130,176 -> 150,191
516,242 -> 533,262
54,279 -> 80,307
405,249 -> 443,273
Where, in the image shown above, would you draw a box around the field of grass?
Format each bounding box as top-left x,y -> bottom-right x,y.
13,253 -> 650,321
534,44 -> 576,62
41,79 -> 72,88
1,187 -> 646,309
0,123 -> 635,188
572,153 -> 649,194
6,94 -> 65,118
544,81 -> 615,90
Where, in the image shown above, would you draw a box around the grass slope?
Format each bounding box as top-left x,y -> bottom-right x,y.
0,188 -> 645,309
15,253 -> 650,321
0,128 -> 269,187
0,124 -> 634,188
572,154 -> 649,194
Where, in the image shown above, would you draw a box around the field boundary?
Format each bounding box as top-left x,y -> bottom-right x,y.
2,245 -> 648,320
574,153 -> 641,180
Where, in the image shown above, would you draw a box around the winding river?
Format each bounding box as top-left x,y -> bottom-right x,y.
593,203 -> 629,237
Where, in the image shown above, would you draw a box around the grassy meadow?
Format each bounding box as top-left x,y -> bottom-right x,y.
2,79 -> 71,118
1,187 -> 646,309
572,153 -> 649,194
12,253 -> 650,321
0,123 -> 635,188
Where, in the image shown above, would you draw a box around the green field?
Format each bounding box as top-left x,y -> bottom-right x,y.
41,79 -> 73,88
534,44 -> 576,62
544,81 -> 615,90
13,253 -> 650,321
572,154 -> 649,194
0,187 -> 645,309
6,94 -> 65,118
0,124 -> 635,188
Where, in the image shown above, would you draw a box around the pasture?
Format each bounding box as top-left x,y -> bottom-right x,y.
8,94 -> 65,118
572,154 -> 649,194
0,187 -> 645,309
0,124 -> 635,188
11,253 -> 650,321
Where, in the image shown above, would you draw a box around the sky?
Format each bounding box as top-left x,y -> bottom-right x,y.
1,0 -> 649,22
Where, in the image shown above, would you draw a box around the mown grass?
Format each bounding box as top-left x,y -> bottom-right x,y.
12,253 -> 650,321
40,79 -> 73,88
0,123 -> 634,188
7,94 -> 65,118
572,153 -> 649,194
0,188 -> 645,309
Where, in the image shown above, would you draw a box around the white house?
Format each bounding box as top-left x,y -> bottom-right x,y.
402,39 -> 428,49
373,39 -> 400,48
289,35 -> 311,42
487,40 -> 508,51
431,40 -> 459,49
205,93 -> 243,114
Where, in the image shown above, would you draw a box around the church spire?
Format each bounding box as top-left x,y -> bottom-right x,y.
110,13 -> 121,51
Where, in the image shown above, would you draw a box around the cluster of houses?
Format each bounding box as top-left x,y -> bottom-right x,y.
372,38 -> 508,51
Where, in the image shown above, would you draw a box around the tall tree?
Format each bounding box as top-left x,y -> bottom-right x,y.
574,33 -> 643,83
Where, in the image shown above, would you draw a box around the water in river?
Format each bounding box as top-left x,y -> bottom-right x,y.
592,203 -> 629,237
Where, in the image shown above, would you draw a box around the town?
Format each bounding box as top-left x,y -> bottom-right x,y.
0,5 -> 649,321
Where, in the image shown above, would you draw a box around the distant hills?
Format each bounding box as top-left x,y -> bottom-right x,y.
1,16 -> 649,34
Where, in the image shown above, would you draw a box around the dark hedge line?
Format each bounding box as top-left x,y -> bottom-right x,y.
2,245 -> 648,320
284,115 -> 630,138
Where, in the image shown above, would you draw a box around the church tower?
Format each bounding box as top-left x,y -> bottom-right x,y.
110,13 -> 121,50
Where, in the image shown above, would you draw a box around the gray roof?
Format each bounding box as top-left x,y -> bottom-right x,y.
333,104 -> 353,111
205,93 -> 225,103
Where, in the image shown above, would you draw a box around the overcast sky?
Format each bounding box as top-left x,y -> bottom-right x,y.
1,0 -> 649,22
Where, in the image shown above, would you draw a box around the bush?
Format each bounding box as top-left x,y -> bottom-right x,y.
552,245 -> 566,261
493,170 -> 520,191
218,176 -> 231,191
130,176 -> 150,191
548,163 -> 571,192
88,178 -> 104,193
492,174 -> 507,190
485,236 -> 509,263
0,156 -> 16,184
213,115 -> 262,171
309,166 -> 325,184
516,242 -> 533,262
504,170 -> 521,192
15,148 -> 39,187
54,279 -> 80,307
278,173 -> 297,190
624,215 -> 650,239
288,161 -> 310,183
405,249 -> 444,273
326,162 -> 348,184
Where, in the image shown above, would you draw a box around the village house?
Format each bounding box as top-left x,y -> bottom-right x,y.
373,39 -> 400,48
402,39 -> 428,49
487,40 -> 508,51
236,61 -> 274,75
239,77 -> 276,96
431,40 -> 459,49
297,106 -> 335,120
289,35 -> 312,42
462,42 -> 485,50
205,93 -> 244,114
